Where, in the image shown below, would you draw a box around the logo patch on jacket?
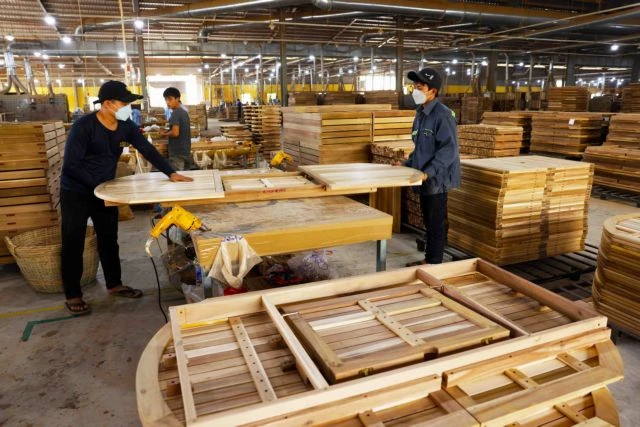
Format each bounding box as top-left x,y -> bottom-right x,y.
119,141 -> 128,148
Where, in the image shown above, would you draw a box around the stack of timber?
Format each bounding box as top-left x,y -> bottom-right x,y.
593,213 -> 640,335
289,92 -> 318,106
589,95 -> 615,112
219,124 -> 252,142
461,96 -> 493,124
319,91 -> 357,105
547,87 -> 590,111
372,110 -> 414,144
448,156 -> 593,265
242,105 -> 282,155
136,259 -> 623,426
370,140 -> 414,232
583,113 -> 640,193
364,91 -> 400,109
0,122 -> 65,264
185,104 -> 207,130
492,92 -> 517,111
621,83 -> 640,112
530,112 -> 608,157
482,111 -> 532,152
457,124 -> 523,157
281,104 -> 391,166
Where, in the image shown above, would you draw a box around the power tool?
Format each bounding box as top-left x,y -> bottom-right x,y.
270,151 -> 293,170
145,205 -> 209,256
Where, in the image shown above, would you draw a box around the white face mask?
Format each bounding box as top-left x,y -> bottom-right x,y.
114,103 -> 132,121
412,88 -> 428,105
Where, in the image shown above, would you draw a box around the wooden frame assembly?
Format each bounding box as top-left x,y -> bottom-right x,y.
137,259 -> 619,426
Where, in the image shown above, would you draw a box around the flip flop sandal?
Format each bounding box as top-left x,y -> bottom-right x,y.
65,301 -> 91,317
109,286 -> 143,298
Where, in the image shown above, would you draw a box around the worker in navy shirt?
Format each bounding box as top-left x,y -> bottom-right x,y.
404,68 -> 461,265
60,81 -> 193,316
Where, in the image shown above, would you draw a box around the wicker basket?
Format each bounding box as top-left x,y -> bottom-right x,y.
4,226 -> 99,293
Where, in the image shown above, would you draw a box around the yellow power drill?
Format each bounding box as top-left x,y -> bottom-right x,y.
145,205 -> 209,256
270,151 -> 293,170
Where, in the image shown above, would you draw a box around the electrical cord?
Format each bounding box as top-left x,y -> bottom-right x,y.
149,256 -> 168,323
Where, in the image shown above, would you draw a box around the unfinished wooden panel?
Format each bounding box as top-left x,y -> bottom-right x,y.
94,170 -> 225,205
593,214 -> 640,335
165,311 -> 313,424
279,283 -> 509,383
299,163 -> 423,191
248,379 -> 478,427
443,331 -> 622,426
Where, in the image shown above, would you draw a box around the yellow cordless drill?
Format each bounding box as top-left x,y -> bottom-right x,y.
270,151 -> 293,170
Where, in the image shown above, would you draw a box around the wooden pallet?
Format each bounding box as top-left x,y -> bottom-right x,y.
137,259 -> 616,426
592,214 -> 640,336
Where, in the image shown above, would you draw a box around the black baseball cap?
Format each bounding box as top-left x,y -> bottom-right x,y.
407,68 -> 442,91
93,80 -> 143,104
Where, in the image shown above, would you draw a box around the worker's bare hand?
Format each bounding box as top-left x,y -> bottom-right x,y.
169,173 -> 193,182
422,172 -> 428,181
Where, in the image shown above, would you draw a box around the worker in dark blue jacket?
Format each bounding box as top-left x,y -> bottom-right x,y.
60,81 -> 193,316
404,68 -> 461,264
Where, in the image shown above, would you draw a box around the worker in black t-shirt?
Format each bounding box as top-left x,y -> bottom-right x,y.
60,81 -> 193,316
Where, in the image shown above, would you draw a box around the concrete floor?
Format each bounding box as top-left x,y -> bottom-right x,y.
0,198 -> 638,426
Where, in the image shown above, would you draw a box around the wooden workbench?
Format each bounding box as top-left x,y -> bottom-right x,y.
190,196 -> 392,283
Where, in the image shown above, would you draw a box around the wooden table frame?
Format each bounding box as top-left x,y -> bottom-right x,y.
139,258 -> 610,426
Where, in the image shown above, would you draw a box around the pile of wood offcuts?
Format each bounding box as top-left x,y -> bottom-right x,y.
583,113 -> 640,193
593,213 -> 640,335
448,156 -> 593,265
457,124 -> 523,157
0,122 -> 66,264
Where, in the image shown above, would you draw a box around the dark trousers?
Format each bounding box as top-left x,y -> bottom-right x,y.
61,189 -> 122,299
420,192 -> 448,264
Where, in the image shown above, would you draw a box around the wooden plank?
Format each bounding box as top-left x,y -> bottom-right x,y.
229,317 -> 277,403
168,307 -> 198,425
358,299 -> 427,347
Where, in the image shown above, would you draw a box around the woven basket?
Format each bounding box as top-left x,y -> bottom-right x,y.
4,226 -> 99,293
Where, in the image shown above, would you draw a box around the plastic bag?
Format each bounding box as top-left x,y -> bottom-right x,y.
208,235 -> 262,290
288,250 -> 336,282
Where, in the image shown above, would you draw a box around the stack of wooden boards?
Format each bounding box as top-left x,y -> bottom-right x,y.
282,104 -> 393,166
320,92 -> 356,105
185,104 -> 207,130
242,105 -> 282,155
530,112 -> 608,157
621,83 -> 640,112
219,124 -> 252,142
457,124 -> 523,157
137,259 -> 623,426
547,87 -> 590,111
370,140 -> 415,233
593,213 -> 640,336
482,111 -> 532,152
441,95 -> 462,124
461,96 -> 492,124
289,92 -> 318,106
0,122 -> 66,264
363,91 -> 400,109
448,156 -> 594,265
583,114 -> 640,193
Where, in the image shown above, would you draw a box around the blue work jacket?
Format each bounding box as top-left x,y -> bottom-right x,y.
404,98 -> 461,195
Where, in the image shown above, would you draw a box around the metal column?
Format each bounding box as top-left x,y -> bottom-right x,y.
566,55 -> 576,86
395,17 -> 404,104
279,10 -> 288,106
486,51 -> 497,93
133,0 -> 148,109
631,55 -> 640,83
